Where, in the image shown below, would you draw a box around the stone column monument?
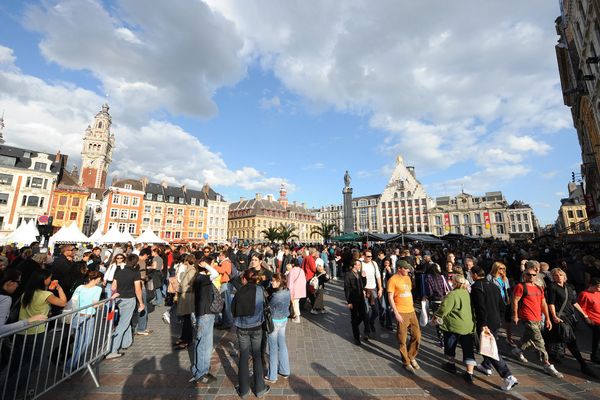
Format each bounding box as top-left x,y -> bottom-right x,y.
343,170 -> 354,233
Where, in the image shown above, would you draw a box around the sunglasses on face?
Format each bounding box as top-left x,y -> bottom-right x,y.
525,273 -> 536,277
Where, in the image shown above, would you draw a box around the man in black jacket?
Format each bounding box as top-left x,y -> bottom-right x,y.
470,266 -> 518,391
50,245 -> 77,300
280,245 -> 295,274
344,259 -> 368,345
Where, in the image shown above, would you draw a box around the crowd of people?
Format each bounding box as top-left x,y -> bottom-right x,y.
1,237 -> 600,397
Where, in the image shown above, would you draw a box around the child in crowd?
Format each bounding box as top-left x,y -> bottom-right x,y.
310,264 -> 330,314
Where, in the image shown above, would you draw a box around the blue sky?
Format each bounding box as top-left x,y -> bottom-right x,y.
0,1 -> 582,225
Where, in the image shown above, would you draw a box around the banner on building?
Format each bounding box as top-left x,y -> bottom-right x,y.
443,213 -> 450,232
585,194 -> 597,217
483,212 -> 491,230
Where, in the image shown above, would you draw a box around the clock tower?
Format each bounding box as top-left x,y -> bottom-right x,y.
80,103 -> 115,189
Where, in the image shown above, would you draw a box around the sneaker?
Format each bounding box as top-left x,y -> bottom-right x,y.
278,373 -> 289,379
319,309 -> 327,314
475,364 -> 492,376
442,362 -> 457,374
404,364 -> 416,374
410,359 -> 421,370
462,372 -> 475,384
511,347 -> 528,363
256,385 -> 271,398
544,364 -> 564,379
196,373 -> 217,385
292,317 -> 301,323
264,376 -> 276,384
105,352 -> 123,360
135,330 -> 152,336
501,375 -> 519,391
162,312 -> 170,325
310,309 -> 319,315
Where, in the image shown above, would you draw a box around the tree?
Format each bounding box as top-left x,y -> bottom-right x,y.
260,227 -> 280,243
278,223 -> 299,243
310,222 -> 339,243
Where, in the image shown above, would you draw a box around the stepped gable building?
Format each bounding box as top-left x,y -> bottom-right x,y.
556,181 -> 591,234
379,155 -> 432,234
49,168 -> 89,233
0,117 -> 67,233
228,184 -> 319,243
507,200 -> 537,240
79,104 -> 115,190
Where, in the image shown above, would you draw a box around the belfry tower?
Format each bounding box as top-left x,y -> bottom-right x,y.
80,103 -> 115,189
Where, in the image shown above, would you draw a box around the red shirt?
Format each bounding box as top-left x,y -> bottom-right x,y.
513,283 -> 544,322
302,256 -> 316,281
578,290 -> 600,325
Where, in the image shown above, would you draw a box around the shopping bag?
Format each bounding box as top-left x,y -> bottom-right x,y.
479,330 -> 499,361
419,299 -> 429,326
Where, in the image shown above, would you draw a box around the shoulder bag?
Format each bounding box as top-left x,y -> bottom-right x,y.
262,288 -> 274,334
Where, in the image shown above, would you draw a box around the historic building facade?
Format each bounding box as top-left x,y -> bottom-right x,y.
352,194 -> 381,233
555,0 -> 600,218
427,191 -> 533,241
99,179 -> 145,236
315,204 -> 344,232
506,201 -> 537,240
378,155 -> 432,234
556,182 -> 591,234
228,186 -> 319,243
0,129 -> 67,234
49,169 -> 89,233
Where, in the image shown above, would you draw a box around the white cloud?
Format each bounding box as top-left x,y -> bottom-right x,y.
259,95 -> 281,110
0,45 -> 16,65
506,135 -> 552,155
0,46 -> 289,195
429,165 -> 531,195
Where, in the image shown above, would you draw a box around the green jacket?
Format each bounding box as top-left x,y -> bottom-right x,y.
434,288 -> 474,335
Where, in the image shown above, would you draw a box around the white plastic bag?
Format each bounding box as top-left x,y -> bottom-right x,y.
419,299 -> 429,326
479,329 -> 499,361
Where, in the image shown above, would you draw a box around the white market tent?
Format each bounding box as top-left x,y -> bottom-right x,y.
88,227 -> 103,243
49,222 -> 89,245
135,228 -> 167,244
27,219 -> 40,237
122,230 -> 136,243
98,225 -> 129,244
5,222 -> 37,246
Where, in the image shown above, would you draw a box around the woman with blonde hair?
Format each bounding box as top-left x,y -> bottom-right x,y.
434,273 -> 477,384
174,255 -> 197,350
488,262 -> 513,344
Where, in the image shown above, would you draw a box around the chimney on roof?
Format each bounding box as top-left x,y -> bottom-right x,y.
293,201 -> 297,206
181,184 -> 187,193
302,202 -> 306,208
140,176 -> 149,189
55,150 -> 61,163
266,194 -> 274,201
240,196 -> 245,202
111,175 -> 118,185
255,193 -> 262,200
160,180 -> 168,188
203,183 -> 210,194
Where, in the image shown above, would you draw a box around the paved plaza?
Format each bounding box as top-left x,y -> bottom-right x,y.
43,281 -> 600,400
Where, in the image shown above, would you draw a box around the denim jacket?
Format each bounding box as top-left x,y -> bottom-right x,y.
234,285 -> 264,329
270,289 -> 291,321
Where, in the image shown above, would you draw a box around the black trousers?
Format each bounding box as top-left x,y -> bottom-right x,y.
350,300 -> 368,341
180,314 -> 193,343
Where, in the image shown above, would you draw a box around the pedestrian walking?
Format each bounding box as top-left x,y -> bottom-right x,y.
345,259 -> 369,345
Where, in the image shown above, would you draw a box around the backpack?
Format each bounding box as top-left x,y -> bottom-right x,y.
209,283 -> 224,314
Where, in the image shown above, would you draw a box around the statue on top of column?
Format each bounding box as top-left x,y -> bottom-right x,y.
344,170 -> 351,188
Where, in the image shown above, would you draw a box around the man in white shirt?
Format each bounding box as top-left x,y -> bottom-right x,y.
361,250 -> 383,336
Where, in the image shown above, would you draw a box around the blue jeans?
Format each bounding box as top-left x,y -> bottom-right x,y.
267,320 -> 290,381
237,327 -> 267,397
154,288 -> 164,305
110,297 -> 136,354
443,331 -> 476,366
480,328 -> 511,378
220,283 -> 234,328
137,289 -> 149,332
331,260 -> 337,278
66,315 -> 95,372
191,314 -> 215,379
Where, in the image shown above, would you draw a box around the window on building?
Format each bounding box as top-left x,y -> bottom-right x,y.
56,211 -> 65,220
190,209 -> 196,217
34,162 -> 47,171
454,226 -> 461,234
157,194 -> 163,201
59,196 -> 67,206
476,225 -> 483,235
130,210 -> 138,220
112,194 -> 120,204
167,207 -> 174,215
26,196 -> 40,207
166,219 -> 173,225
165,231 -> 172,239
155,206 -> 162,214
525,224 -> 530,231
511,224 -> 516,232
118,223 -> 126,233
494,212 -> 503,222
518,224 -> 523,232
120,209 -> 128,219
28,177 -> 43,189
496,225 -> 505,235
110,208 -> 118,218
576,209 -> 584,218
143,217 -> 150,224
516,214 -> 521,222
452,215 -> 459,225
0,174 -> 12,185
128,224 -> 136,234
567,210 -> 574,218
70,212 -> 77,220
177,209 -> 183,216
190,198 -> 196,205
72,197 -> 80,207
189,221 -> 195,228
108,222 -> 115,230
463,214 -> 470,225
145,193 -> 152,200
168,195 -> 174,203
510,214 -> 515,222
122,196 -> 130,205
144,205 -> 151,213
153,218 -> 161,224
178,197 -> 184,204
132,197 -> 139,206
124,184 -> 132,190
174,232 -> 181,239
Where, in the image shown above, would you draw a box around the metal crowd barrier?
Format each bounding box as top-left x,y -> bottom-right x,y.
0,298 -> 117,400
